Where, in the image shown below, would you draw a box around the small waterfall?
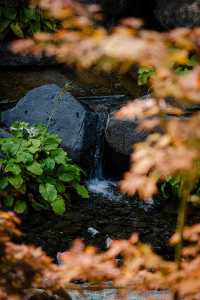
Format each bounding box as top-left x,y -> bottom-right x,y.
90,112 -> 107,180
86,112 -> 123,201
86,108 -> 155,208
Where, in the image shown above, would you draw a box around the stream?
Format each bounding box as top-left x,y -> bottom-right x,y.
86,111 -> 124,202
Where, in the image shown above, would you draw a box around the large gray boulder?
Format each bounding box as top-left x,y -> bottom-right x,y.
105,115 -> 150,156
0,128 -> 11,138
104,115 -> 157,177
1,84 -> 95,163
154,0 -> 200,29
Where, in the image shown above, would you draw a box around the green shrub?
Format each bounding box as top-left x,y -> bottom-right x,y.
0,122 -> 89,214
137,66 -> 155,86
0,6 -> 57,40
160,176 -> 181,200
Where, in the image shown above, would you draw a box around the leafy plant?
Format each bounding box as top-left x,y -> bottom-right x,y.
160,176 -> 181,200
137,66 -> 155,86
0,6 -> 57,40
0,122 -> 89,214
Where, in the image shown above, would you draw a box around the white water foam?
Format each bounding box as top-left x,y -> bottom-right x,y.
87,178 -> 123,201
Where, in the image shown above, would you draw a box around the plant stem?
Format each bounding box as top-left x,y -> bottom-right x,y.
175,182 -> 190,267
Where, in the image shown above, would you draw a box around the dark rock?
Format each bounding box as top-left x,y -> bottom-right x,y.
1,84 -> 96,163
84,227 -> 113,250
154,0 -> 200,29
104,113 -> 161,178
105,115 -> 150,156
78,95 -> 126,113
101,0 -> 134,17
100,0 -> 147,18
26,289 -> 72,300
83,0 -> 200,29
82,0 -> 156,28
0,128 -> 11,138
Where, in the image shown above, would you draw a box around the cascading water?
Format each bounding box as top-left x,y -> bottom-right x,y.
90,112 -> 107,180
86,107 -> 154,210
86,111 -> 124,201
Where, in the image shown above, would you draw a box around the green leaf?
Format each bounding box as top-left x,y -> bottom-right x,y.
58,164 -> 81,181
26,162 -> 43,175
3,196 -> 14,208
44,134 -> 61,151
51,196 -> 65,214
33,124 -> 48,136
39,183 -> 57,203
41,176 -> 56,185
23,8 -> 36,20
28,139 -> 41,153
138,67 -> 155,86
10,23 -> 24,38
75,184 -> 89,199
51,148 -> 66,164
5,162 -> 21,175
10,121 -> 29,137
16,152 -> 33,164
58,173 -> 74,182
1,140 -> 21,156
3,7 -> 17,20
42,158 -> 55,171
175,66 -> 189,76
56,182 -> 65,193
0,178 -> 8,190
14,200 -> 27,214
8,175 -> 23,189
30,20 -> 41,33
17,183 -> 27,194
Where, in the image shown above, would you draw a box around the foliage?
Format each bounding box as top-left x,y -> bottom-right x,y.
160,176 -> 181,200
8,0 -> 200,298
0,211 -> 63,300
2,210 -> 200,300
0,122 -> 88,214
160,176 -> 200,203
0,5 -> 57,40
137,66 -> 155,86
